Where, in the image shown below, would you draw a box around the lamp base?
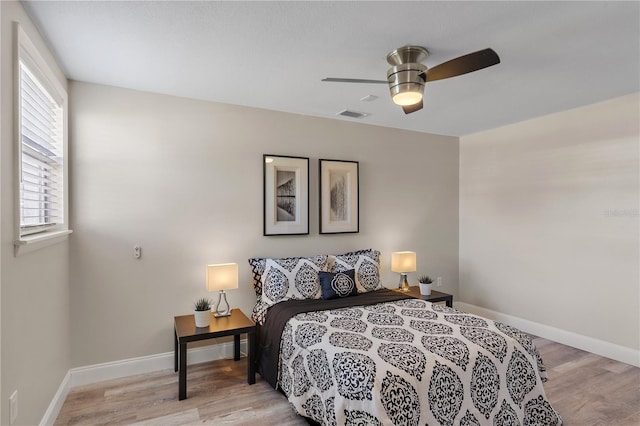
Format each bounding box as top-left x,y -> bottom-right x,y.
398,273 -> 411,292
214,290 -> 231,317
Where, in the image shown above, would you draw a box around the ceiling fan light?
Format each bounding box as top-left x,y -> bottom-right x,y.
392,91 -> 423,106
390,82 -> 424,106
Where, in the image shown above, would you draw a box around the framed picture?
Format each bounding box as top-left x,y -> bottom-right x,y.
263,154 -> 309,236
319,159 -> 359,234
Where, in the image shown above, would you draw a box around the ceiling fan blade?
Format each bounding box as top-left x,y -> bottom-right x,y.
402,100 -> 423,115
322,77 -> 387,84
424,48 -> 500,82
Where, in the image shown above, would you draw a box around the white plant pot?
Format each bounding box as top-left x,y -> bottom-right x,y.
419,282 -> 432,296
194,310 -> 211,328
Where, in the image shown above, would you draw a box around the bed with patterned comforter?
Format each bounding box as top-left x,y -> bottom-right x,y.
249,249 -> 562,425
257,289 -> 563,426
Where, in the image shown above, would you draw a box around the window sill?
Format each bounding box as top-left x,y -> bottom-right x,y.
14,229 -> 73,256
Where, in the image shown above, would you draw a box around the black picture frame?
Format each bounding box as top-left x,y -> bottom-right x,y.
319,159 -> 359,234
263,154 -> 309,236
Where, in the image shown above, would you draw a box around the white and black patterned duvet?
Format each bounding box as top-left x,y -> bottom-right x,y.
276,297 -> 562,425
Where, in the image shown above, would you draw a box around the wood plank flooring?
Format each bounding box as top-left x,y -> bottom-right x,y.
55,337 -> 640,425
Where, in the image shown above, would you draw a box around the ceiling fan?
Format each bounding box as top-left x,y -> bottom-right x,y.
322,46 -> 500,114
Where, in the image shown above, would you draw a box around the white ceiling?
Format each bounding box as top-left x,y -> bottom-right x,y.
22,1 -> 640,137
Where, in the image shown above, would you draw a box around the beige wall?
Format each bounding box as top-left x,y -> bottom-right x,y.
460,93 -> 639,351
68,81 -> 460,367
3,3 -> 636,421
0,1 -> 71,425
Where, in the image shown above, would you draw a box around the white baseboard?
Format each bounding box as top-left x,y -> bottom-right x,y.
40,339 -> 246,425
40,370 -> 71,426
455,301 -> 640,368
71,339 -> 247,387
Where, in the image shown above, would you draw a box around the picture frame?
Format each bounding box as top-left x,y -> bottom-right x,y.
263,154 -> 309,236
319,159 -> 359,234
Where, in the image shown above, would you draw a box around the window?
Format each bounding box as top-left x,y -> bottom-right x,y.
18,61 -> 63,234
14,24 -> 70,250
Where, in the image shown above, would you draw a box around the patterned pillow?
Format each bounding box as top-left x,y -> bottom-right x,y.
248,255 -> 334,298
248,257 -> 267,297
249,254 -> 332,324
256,255 -> 330,317
330,249 -> 382,293
319,270 -> 358,300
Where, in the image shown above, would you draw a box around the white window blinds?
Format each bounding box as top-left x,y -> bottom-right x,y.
19,60 -> 64,235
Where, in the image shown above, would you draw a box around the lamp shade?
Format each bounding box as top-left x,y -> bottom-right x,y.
391,251 -> 416,273
206,263 -> 239,291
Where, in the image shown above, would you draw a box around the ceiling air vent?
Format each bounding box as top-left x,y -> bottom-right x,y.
360,94 -> 378,102
337,109 -> 369,119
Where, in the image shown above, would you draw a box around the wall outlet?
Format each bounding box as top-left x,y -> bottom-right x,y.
134,245 -> 142,259
436,277 -> 442,287
9,390 -> 18,425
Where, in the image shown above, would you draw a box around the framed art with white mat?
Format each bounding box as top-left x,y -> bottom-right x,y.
263,154 -> 309,236
319,159 -> 359,234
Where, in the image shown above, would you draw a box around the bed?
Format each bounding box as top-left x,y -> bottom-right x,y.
249,249 -> 563,425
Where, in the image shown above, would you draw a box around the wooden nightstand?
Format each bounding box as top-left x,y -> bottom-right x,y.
174,308 -> 256,400
395,286 -> 453,307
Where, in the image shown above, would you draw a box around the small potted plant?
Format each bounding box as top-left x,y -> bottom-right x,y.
193,297 -> 212,328
418,275 -> 433,296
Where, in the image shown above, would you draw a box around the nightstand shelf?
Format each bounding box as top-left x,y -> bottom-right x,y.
396,286 -> 453,307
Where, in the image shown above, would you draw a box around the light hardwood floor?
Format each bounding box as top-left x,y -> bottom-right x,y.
55,337 -> 640,425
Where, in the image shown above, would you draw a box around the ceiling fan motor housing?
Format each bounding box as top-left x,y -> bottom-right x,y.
386,45 -> 429,66
387,62 -> 427,106
386,46 -> 429,106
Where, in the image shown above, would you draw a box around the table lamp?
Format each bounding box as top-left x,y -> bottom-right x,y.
391,251 -> 416,292
206,263 -> 238,317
